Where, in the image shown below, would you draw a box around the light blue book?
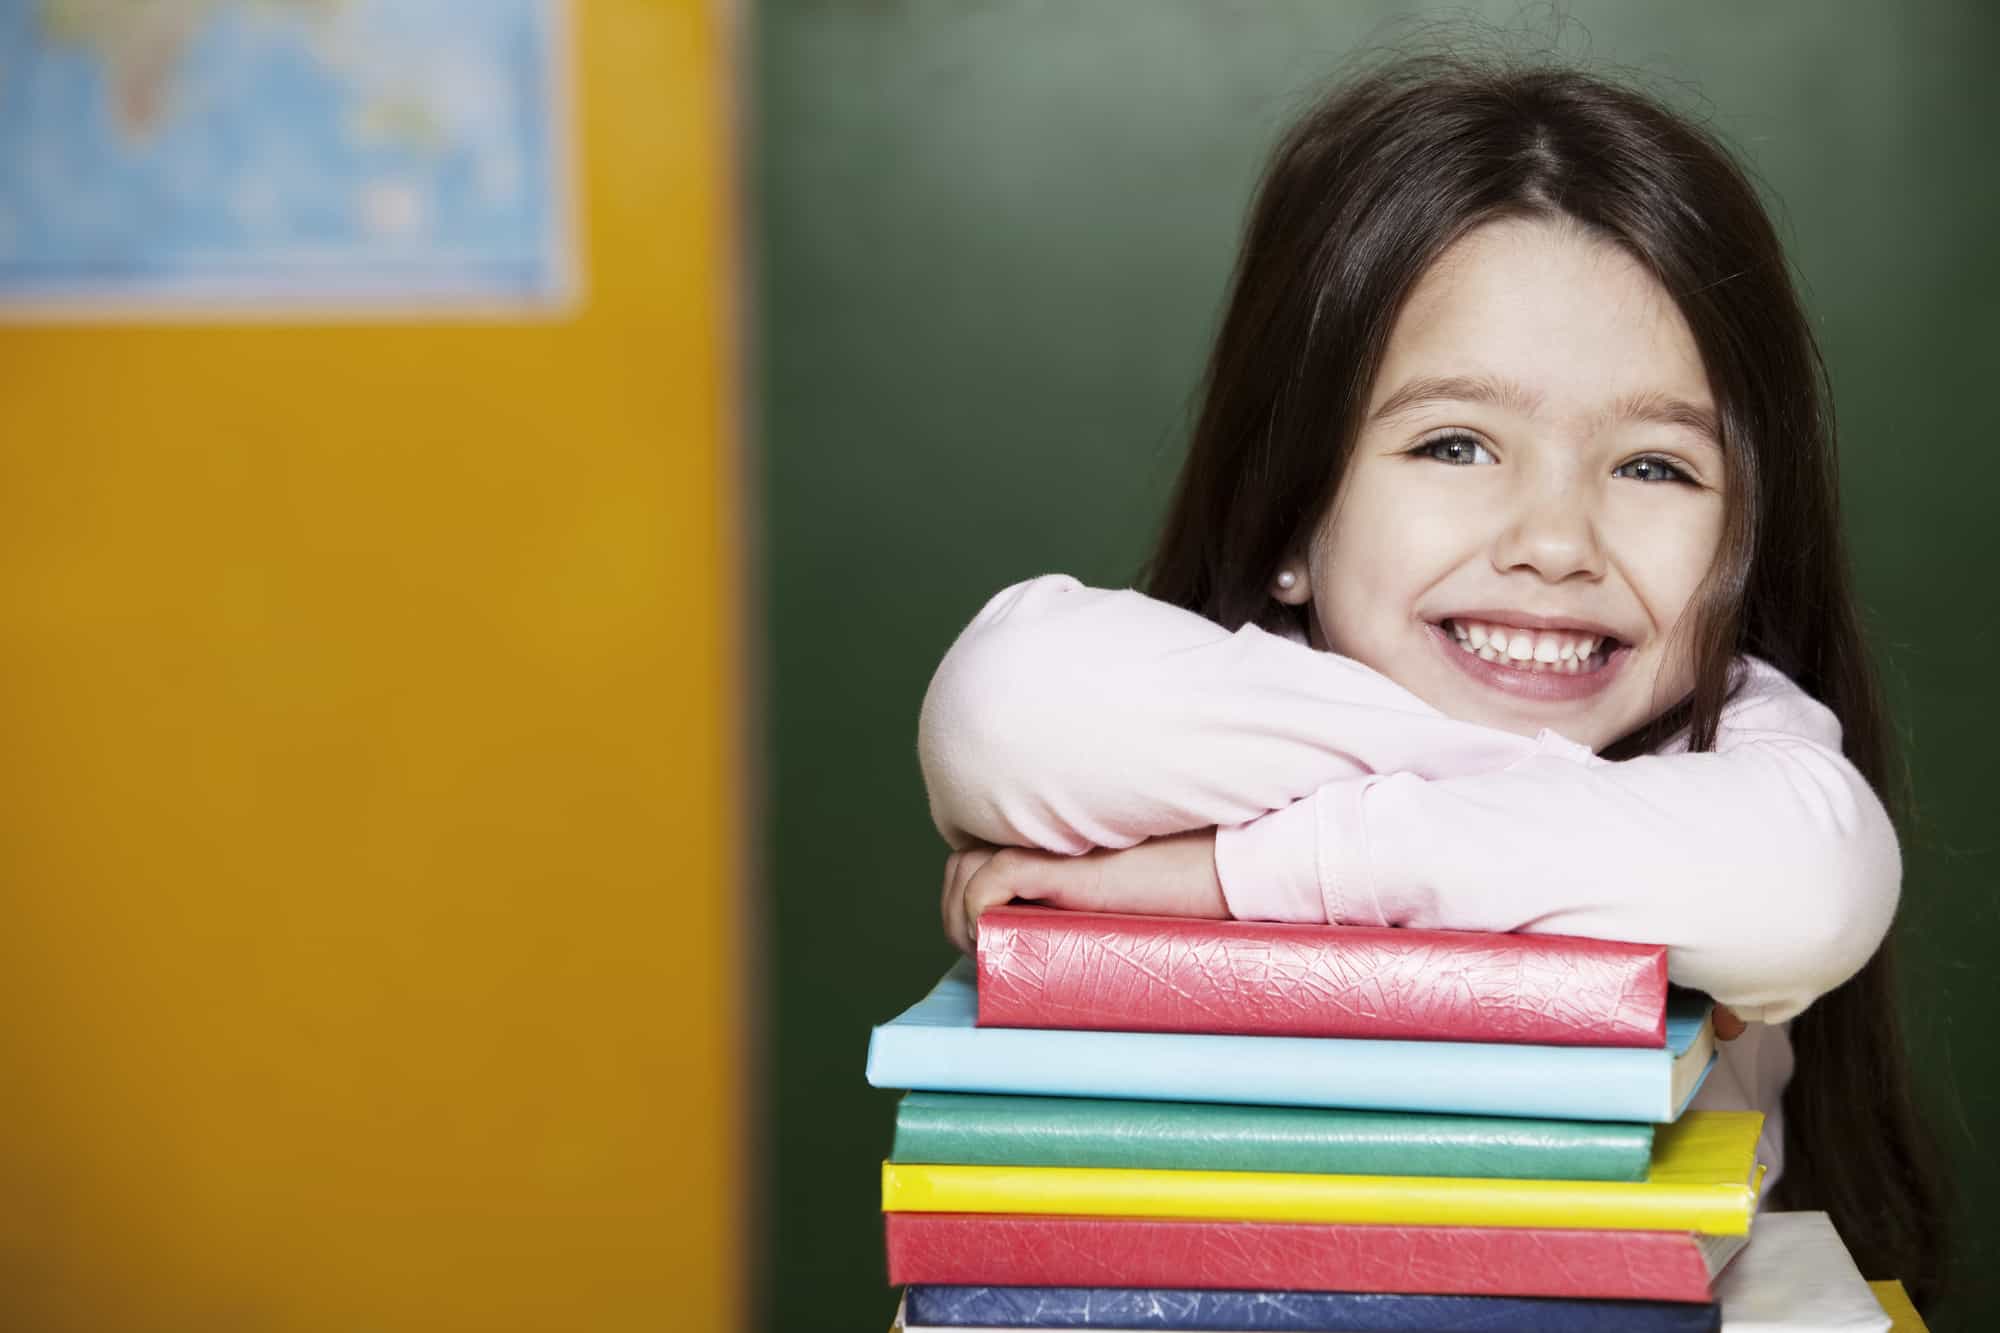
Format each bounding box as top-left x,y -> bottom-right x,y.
866,959 -> 1716,1124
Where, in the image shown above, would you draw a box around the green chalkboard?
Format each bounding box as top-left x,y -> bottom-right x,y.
754,5 -> 1999,1328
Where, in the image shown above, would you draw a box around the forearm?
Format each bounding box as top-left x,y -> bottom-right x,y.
1216,734 -> 1900,1020
919,575 -> 1536,851
921,577 -> 1901,1017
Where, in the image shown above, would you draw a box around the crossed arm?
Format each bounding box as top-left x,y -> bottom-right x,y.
918,575 -> 1901,1026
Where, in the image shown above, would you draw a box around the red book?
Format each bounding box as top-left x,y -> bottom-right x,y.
884,1212 -> 1736,1303
976,906 -> 1667,1047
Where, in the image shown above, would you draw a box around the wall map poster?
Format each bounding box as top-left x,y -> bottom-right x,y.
0,0 -> 573,316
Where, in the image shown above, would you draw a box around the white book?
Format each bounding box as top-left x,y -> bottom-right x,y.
1718,1211 -> 1892,1332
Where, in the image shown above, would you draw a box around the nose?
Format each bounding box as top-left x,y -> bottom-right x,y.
1492,477 -> 1607,583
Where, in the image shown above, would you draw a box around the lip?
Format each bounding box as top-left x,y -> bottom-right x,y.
1426,621 -> 1632,703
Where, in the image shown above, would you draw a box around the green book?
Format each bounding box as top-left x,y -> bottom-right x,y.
890,1092 -> 1654,1182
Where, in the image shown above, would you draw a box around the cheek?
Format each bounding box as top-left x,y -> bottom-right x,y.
1623,503 -> 1725,672
1310,474 -> 1467,652
1307,512 -> 1377,656
1640,506 -> 1723,610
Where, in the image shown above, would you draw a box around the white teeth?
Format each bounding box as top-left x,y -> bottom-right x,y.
1445,617 -> 1614,676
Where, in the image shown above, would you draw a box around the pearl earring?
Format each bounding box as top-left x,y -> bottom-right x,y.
1275,570 -> 1298,592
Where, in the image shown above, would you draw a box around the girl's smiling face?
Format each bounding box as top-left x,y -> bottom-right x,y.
1290,216 -> 1727,750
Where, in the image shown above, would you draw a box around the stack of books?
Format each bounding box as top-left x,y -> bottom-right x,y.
865,905 -> 1899,1332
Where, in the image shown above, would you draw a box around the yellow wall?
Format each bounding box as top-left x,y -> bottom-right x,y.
0,4 -> 743,1329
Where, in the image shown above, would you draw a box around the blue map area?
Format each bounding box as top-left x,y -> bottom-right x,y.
0,0 -> 568,309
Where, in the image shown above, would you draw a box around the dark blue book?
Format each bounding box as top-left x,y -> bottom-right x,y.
900,1285 -> 1721,1333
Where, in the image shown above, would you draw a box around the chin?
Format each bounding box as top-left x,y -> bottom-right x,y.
1434,678 -> 1613,747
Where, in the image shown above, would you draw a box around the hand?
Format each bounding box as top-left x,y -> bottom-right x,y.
940,829 -> 1228,957
935,838 -> 1750,1046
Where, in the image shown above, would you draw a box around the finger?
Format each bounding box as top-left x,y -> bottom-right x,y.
962,851 -> 1046,949
940,853 -> 969,956
1713,1004 -> 1747,1042
963,862 -> 1002,951
941,849 -> 994,957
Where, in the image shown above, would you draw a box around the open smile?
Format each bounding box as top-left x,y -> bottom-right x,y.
1426,618 -> 1633,702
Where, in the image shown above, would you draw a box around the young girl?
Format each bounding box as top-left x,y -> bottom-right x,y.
917,57 -> 1947,1309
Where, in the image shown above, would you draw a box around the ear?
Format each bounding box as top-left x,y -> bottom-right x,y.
1270,562 -> 1312,606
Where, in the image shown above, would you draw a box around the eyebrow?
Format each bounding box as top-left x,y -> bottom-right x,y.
1370,374 -> 1722,450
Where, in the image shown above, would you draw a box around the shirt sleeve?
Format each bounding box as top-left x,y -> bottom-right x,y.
918,575 -> 1902,1020
1213,663 -> 1901,1021
917,573 -> 1540,856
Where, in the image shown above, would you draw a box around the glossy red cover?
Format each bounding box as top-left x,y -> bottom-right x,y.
883,1212 -> 1716,1302
976,906 -> 1667,1047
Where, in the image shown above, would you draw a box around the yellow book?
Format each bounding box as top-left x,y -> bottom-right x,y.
881,1109 -> 1765,1235
1869,1280 -> 1927,1333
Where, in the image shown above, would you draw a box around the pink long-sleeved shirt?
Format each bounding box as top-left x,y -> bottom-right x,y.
918,574 -> 1904,1199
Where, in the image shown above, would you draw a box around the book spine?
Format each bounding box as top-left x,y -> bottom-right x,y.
902,1283 -> 1722,1332
880,1161 -> 1757,1235
889,1093 -> 1654,1181
976,907 -> 1668,1047
865,1022 -> 1685,1122
883,1213 -> 1718,1303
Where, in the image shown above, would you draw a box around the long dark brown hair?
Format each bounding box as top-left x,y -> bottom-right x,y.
1146,55 -> 1950,1310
